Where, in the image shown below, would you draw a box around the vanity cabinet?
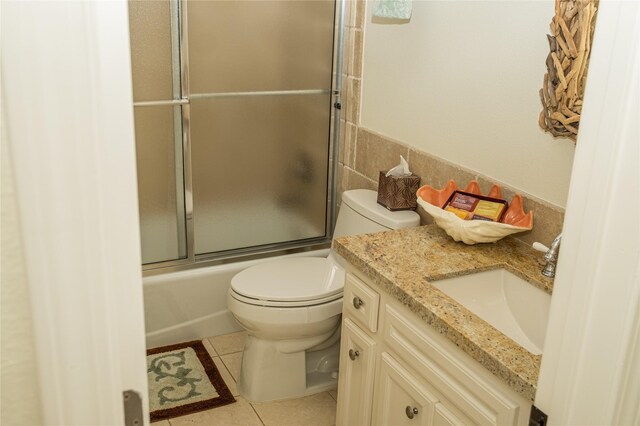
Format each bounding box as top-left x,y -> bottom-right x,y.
336,272 -> 531,426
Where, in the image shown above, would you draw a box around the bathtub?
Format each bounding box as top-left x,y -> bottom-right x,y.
143,248 -> 330,348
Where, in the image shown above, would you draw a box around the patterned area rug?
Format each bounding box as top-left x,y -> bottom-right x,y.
147,340 -> 236,422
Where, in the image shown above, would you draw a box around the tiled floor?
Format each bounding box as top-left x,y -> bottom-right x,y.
153,331 -> 338,426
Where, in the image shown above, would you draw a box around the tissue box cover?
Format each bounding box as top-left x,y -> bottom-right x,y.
377,171 -> 421,211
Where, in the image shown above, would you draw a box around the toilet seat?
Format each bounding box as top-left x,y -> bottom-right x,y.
230,257 -> 344,307
229,290 -> 342,308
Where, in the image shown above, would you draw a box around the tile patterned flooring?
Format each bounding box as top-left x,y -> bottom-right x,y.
153,331 -> 338,426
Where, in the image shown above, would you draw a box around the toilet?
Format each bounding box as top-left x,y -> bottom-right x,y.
227,189 -> 420,402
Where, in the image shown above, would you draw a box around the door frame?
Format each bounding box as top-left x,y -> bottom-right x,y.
2,1 -> 149,424
535,1 -> 640,424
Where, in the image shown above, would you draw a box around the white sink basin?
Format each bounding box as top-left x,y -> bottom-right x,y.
432,269 -> 550,355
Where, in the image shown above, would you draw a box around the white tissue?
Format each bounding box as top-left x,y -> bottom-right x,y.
386,155 -> 412,177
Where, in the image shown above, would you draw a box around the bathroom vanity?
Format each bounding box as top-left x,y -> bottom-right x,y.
333,225 -> 553,426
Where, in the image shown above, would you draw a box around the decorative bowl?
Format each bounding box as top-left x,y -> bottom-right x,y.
416,180 -> 533,245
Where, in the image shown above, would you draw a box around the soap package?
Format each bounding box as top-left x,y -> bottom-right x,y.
377,156 -> 421,211
443,190 -> 508,222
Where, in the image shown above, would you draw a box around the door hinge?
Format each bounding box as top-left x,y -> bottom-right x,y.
123,390 -> 144,426
529,405 -> 548,426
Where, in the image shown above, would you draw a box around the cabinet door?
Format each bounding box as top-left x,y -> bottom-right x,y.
433,402 -> 476,426
336,318 -> 377,426
372,352 -> 438,426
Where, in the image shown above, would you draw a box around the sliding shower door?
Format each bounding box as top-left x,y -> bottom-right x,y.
129,0 -> 187,265
129,0 -> 339,266
188,1 -> 335,255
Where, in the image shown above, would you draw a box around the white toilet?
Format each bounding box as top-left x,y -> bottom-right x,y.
227,189 -> 420,402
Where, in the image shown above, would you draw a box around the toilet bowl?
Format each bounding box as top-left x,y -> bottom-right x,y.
227,190 -> 420,402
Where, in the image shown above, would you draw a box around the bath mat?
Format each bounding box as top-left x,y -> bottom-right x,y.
147,340 -> 236,422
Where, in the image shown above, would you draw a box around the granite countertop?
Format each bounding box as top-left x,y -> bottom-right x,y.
333,224 -> 554,402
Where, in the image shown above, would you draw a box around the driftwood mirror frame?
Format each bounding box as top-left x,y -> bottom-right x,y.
539,0 -> 599,142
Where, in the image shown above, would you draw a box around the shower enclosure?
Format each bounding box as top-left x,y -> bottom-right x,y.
129,0 -> 343,270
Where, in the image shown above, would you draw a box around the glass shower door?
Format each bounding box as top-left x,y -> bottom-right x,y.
129,0 -> 187,265
129,0 -> 338,267
187,0 -> 336,255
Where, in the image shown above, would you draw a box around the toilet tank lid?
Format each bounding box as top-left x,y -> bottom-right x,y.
342,189 -> 420,229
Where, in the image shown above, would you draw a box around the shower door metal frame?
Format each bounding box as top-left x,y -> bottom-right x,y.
137,0 -> 345,274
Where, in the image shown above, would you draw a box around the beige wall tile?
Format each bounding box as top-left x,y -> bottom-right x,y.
343,167 -> 378,192
407,147 -> 475,191
474,175 -> 565,247
354,0 -> 366,29
515,199 -> 564,247
352,30 -> 363,78
416,206 -> 435,226
350,128 -> 566,247
207,331 -> 247,356
346,0 -> 356,28
169,396 -> 262,426
355,128 -> 408,181
341,29 -> 352,76
344,122 -> 357,168
346,77 -> 361,124
251,392 -> 336,426
338,119 -> 346,164
341,73 -> 350,112
337,165 -> 346,196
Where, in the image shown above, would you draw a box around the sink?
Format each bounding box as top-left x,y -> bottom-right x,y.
432,269 -> 550,355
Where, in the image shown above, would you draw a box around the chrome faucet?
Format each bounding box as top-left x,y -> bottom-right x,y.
541,234 -> 562,278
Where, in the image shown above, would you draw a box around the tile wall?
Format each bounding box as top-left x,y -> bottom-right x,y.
336,0 -> 564,247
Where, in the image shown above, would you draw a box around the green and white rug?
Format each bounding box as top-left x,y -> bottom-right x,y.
147,340 -> 235,422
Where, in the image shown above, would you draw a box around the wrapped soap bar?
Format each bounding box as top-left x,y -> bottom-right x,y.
443,191 -> 508,222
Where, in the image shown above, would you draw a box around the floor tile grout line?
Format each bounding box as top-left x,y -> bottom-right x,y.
217,349 -> 243,357
202,338 -> 220,358
219,352 -> 240,382
249,402 -> 267,426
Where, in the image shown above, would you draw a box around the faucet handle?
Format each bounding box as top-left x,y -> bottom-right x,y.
533,242 -> 549,253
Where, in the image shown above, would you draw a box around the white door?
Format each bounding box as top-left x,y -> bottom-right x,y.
2,1 -> 150,424
534,1 -> 640,424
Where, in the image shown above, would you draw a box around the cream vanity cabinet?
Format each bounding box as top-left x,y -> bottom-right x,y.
336,272 -> 532,426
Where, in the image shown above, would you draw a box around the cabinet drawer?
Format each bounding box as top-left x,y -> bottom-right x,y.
336,318 -> 377,426
383,304 -> 528,426
344,273 -> 380,333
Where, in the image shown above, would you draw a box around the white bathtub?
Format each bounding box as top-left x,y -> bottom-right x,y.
143,249 -> 330,348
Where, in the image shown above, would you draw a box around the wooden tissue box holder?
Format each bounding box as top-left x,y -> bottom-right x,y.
377,171 -> 421,211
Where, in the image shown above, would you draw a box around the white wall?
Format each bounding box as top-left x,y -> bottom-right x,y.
361,0 -> 576,207
1,112 -> 43,425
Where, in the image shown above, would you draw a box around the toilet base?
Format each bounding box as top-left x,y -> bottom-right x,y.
237,330 -> 340,402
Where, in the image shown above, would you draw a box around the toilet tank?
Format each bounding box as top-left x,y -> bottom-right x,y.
333,189 -> 420,239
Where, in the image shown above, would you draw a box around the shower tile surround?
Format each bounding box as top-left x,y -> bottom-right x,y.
336,0 -> 565,247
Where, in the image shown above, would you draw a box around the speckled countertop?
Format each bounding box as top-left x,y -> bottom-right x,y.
333,224 -> 554,402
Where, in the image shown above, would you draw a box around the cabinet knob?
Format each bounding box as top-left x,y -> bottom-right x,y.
348,349 -> 360,360
352,296 -> 364,309
405,406 -> 419,419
